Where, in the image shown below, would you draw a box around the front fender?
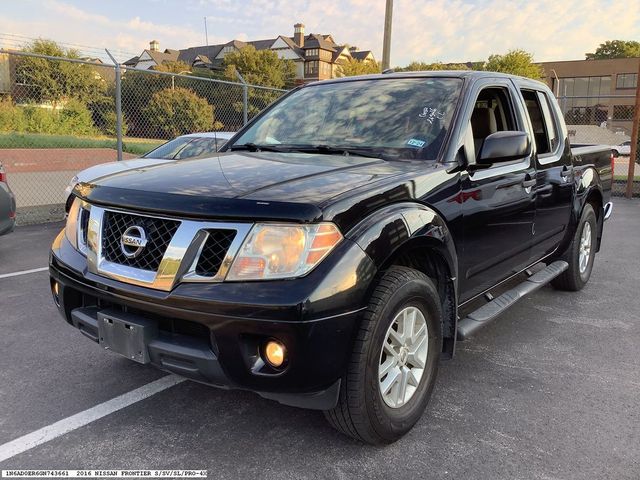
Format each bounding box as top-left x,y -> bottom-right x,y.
345,202 -> 458,292
344,202 -> 459,357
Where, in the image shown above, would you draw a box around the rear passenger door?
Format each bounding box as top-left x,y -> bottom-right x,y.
458,80 -> 537,302
519,87 -> 573,261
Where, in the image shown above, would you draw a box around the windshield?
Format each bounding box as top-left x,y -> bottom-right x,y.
231,77 -> 463,160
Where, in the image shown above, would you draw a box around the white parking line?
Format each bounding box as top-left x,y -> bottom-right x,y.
0,267 -> 49,279
0,375 -> 186,463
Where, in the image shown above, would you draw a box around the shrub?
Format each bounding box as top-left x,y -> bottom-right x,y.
23,106 -> 58,134
58,99 -> 96,136
144,87 -> 215,138
0,97 -> 26,132
0,98 -> 97,136
89,95 -> 128,137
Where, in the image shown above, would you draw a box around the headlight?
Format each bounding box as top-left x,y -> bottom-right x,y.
226,223 -> 342,280
65,197 -> 81,250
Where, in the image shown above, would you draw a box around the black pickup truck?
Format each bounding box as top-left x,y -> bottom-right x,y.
50,71 -> 612,444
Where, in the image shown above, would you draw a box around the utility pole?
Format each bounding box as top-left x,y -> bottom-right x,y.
381,0 -> 393,71
624,58 -> 640,198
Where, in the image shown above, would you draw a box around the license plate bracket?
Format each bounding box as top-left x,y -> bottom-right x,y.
97,309 -> 158,364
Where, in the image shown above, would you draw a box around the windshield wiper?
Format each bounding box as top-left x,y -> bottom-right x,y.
229,143 -> 288,152
293,145 -> 389,160
230,143 -> 390,160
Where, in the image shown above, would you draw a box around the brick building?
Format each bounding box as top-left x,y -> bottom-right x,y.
538,57 -> 639,140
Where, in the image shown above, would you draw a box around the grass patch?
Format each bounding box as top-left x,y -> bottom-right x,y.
0,132 -> 164,156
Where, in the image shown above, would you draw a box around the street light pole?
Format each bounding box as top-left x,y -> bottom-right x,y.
381,0 -> 393,71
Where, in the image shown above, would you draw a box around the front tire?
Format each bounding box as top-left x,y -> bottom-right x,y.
552,204 -> 597,291
324,266 -> 442,444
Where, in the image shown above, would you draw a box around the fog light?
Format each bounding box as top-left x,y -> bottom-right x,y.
264,340 -> 286,368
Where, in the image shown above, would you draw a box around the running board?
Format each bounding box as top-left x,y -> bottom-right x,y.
457,261 -> 568,341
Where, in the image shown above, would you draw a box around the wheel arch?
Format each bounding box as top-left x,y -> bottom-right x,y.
575,166 -> 604,251
345,202 -> 459,358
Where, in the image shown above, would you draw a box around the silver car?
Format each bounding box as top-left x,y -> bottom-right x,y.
0,162 -> 16,236
611,141 -> 631,157
65,132 -> 236,202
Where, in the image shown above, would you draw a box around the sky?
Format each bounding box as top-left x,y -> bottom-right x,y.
1,0 -> 639,66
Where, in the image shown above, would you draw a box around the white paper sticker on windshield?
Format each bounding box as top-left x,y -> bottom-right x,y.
418,107 -> 445,124
407,138 -> 426,148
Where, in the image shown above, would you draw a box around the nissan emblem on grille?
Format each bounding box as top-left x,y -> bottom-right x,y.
120,225 -> 148,258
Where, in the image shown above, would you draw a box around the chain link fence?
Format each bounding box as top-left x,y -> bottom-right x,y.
1,49 -> 638,225
0,50 -> 287,224
557,94 -> 639,197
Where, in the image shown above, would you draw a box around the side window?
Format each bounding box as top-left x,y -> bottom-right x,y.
521,90 -> 559,155
469,87 -> 517,159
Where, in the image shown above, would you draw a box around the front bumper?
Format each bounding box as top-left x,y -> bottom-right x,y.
50,231 -> 376,410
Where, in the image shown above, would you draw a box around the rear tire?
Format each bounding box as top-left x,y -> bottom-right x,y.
552,204 -> 597,291
324,266 -> 442,444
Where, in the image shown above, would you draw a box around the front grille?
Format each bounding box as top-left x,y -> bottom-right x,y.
102,211 -> 180,271
195,230 -> 236,276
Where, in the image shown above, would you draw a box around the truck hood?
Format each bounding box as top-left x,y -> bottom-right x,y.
78,151 -> 414,224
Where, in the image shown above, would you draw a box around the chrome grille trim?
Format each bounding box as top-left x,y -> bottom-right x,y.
74,199 -> 92,256
85,205 -> 252,292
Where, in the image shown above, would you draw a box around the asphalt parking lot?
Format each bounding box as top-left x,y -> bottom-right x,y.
1,199 -> 639,479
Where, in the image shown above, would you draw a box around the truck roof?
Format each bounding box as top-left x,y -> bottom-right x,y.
312,70 -> 544,86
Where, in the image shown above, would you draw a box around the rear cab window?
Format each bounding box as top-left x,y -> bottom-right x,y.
520,89 -> 560,157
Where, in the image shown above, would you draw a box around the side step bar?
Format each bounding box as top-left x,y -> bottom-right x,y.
457,261 -> 568,341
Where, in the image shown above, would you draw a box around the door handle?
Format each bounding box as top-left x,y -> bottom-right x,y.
522,178 -> 536,188
560,167 -> 572,178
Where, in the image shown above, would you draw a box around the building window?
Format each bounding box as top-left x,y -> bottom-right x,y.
612,105 -> 634,121
305,60 -> 318,75
558,76 -> 611,100
616,73 -> 637,89
306,48 -> 319,57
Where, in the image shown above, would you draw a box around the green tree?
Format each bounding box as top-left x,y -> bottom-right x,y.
483,49 -> 544,79
154,60 -> 192,74
586,40 -> 640,60
144,87 -> 219,138
336,58 -> 381,77
16,39 -> 105,108
121,70 -> 172,137
223,46 -> 296,88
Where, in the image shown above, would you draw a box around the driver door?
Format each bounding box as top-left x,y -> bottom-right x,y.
458,80 -> 537,302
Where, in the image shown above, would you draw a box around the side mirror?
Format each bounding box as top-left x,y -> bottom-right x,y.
477,131 -> 531,165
